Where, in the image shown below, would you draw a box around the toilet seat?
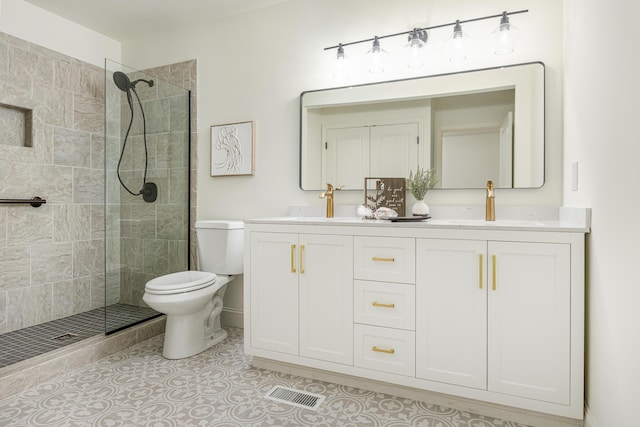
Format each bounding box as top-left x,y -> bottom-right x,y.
145,271 -> 217,295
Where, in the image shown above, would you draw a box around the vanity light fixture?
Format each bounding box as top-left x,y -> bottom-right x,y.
444,20 -> 470,62
326,9 -> 527,78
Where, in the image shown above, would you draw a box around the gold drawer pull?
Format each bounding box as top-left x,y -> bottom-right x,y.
372,346 -> 395,354
290,244 -> 296,273
492,254 -> 497,291
299,244 -> 305,274
372,256 -> 395,262
372,302 -> 395,309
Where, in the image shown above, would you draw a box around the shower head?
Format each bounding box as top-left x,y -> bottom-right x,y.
113,71 -> 154,92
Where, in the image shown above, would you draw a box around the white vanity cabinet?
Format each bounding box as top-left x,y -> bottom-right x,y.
244,214 -> 587,421
416,239 -> 571,404
248,231 -> 353,364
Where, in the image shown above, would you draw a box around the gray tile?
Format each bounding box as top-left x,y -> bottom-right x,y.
31,242 -> 73,285
0,291 -> 6,333
143,239 -> 169,276
72,239 -> 104,278
53,204 -> 91,242
53,127 -> 91,167
73,168 -> 104,204
0,244 -> 30,292
73,93 -> 103,134
52,277 -> 90,319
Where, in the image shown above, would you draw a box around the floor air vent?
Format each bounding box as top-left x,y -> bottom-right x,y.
264,386 -> 325,410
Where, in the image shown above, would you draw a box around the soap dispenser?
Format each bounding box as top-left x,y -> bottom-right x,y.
485,180 -> 495,221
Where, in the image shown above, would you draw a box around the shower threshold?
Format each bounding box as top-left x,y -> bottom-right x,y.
0,304 -> 160,369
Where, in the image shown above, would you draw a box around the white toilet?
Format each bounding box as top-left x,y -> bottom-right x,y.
143,220 -> 244,359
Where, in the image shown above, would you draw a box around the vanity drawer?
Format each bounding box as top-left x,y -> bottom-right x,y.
354,324 -> 415,377
354,236 -> 415,283
354,280 -> 415,330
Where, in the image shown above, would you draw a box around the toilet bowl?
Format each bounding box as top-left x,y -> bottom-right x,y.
142,220 -> 244,359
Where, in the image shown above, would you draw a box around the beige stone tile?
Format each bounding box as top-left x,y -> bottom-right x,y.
0,158 -> 30,198
35,283 -> 52,325
169,166 -> 189,204
0,246 -> 30,291
6,204 -> 53,246
105,270 -> 120,306
0,290 -> 6,333
33,84 -> 74,129
52,277 -> 90,319
73,93 -> 103,133
6,286 -> 39,330
91,133 -> 105,170
8,46 -> 54,86
0,207 -> 6,245
53,204 -> 91,242
157,204 -> 185,241
90,204 -> 105,240
90,274 -> 105,310
121,238 -> 144,273
29,163 -> 73,204
143,239 -> 169,276
73,168 -> 104,204
168,240 -> 188,273
31,242 -> 73,285
73,239 -> 104,278
53,127 -> 91,167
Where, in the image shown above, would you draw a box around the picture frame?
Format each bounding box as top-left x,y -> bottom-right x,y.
364,177 -> 406,216
210,120 -> 255,176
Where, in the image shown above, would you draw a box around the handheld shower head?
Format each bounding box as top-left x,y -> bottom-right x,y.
113,71 -> 132,92
113,71 -> 154,92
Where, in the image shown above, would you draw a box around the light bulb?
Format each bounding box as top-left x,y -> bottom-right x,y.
365,36 -> 389,74
491,12 -> 519,55
444,20 -> 470,62
332,44 -> 351,81
405,28 -> 427,68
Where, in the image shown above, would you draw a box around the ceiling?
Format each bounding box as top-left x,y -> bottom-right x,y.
22,0 -> 288,41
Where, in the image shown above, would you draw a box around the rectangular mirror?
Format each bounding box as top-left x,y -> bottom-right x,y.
300,62 -> 545,190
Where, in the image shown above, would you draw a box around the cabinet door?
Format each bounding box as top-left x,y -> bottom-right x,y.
488,241 -> 570,404
250,232 -> 299,354
299,234 -> 354,365
416,239 -> 488,389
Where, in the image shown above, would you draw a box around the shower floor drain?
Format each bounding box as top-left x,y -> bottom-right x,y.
52,333 -> 79,341
264,386 -> 325,410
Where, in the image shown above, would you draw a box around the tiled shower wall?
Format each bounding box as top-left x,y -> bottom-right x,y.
0,32 -> 105,333
111,60 -> 197,306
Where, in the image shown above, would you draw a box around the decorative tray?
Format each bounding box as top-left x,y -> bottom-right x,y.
389,215 -> 431,222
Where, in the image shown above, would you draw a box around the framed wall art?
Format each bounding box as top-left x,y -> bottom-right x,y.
210,120 -> 255,176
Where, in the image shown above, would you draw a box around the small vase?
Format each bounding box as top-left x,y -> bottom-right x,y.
412,200 -> 429,216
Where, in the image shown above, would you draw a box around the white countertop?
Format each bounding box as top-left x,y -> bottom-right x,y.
245,206 -> 591,233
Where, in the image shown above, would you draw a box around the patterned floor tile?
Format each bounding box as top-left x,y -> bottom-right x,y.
0,327 -> 531,427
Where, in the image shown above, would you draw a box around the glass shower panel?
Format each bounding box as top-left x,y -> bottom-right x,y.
104,59 -> 190,334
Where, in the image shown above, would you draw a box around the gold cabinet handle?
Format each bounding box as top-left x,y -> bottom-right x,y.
290,244 -> 296,273
479,254 -> 483,289
299,244 -> 305,274
372,256 -> 395,262
372,302 -> 395,309
492,254 -> 497,291
372,346 -> 395,354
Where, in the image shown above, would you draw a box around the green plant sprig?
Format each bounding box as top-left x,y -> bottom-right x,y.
407,167 -> 438,200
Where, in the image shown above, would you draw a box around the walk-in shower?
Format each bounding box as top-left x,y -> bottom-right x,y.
105,59 -> 192,334
0,34 -> 194,375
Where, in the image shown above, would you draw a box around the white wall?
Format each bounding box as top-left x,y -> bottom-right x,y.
121,0 -> 564,221
564,1 -> 640,425
0,0 -> 120,66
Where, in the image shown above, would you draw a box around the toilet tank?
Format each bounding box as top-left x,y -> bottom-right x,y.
195,220 -> 244,275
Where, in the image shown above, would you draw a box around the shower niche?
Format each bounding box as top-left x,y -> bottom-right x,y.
104,59 -> 192,333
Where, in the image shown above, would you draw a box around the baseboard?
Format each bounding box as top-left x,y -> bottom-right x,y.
222,307 -> 243,328
0,316 -> 166,400
252,357 -> 584,427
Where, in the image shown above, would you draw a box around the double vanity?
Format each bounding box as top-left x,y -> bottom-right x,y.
243,206 -> 589,421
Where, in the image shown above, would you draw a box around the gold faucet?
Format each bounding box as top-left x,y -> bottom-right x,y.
319,183 -> 343,218
485,180 -> 495,221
